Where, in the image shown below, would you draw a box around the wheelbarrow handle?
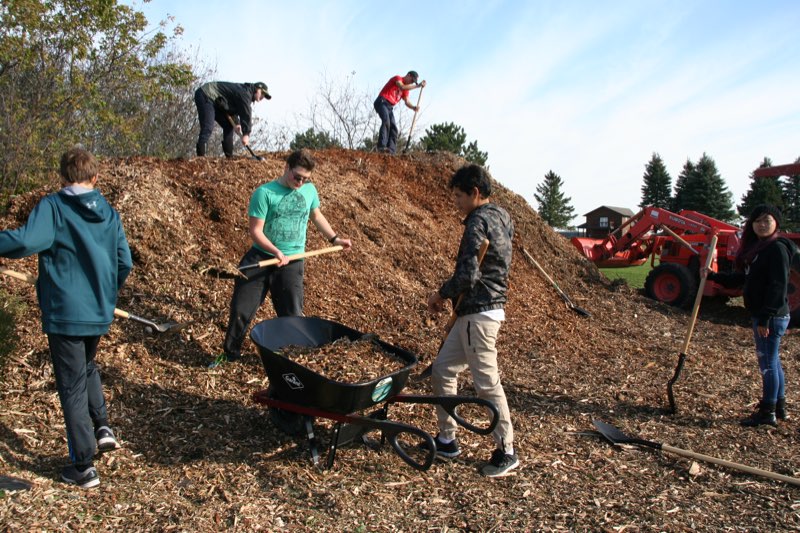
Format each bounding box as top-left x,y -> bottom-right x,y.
349,415 -> 436,471
389,395 -> 500,436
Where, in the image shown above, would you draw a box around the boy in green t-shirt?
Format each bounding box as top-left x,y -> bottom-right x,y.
210,149 -> 352,368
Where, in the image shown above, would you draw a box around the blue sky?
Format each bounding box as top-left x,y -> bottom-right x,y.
134,0 -> 800,225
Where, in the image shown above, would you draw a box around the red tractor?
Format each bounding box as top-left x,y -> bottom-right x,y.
571,161 -> 800,322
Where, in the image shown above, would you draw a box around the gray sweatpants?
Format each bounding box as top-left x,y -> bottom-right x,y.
431,313 -> 514,452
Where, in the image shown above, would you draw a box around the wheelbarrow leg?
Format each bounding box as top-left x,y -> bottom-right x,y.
327,423 -> 343,469
304,418 -> 321,467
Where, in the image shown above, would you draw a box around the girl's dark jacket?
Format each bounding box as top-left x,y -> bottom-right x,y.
438,203 -> 514,316
709,237 -> 797,327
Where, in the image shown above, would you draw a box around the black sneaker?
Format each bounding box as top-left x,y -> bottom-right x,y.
419,434 -> 462,459
61,465 -> 100,489
95,426 -> 119,452
208,352 -> 240,369
432,434 -> 461,459
481,448 -> 519,478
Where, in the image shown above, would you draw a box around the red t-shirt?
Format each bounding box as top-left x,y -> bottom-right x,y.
378,75 -> 408,106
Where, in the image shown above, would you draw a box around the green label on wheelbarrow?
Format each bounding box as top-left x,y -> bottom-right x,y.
372,377 -> 393,402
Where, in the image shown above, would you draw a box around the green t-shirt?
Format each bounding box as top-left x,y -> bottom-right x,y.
248,180 -> 320,256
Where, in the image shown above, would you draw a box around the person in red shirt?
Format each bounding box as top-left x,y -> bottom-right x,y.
373,71 -> 426,153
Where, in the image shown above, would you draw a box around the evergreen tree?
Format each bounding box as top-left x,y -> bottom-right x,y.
534,170 -> 576,228
738,157 -> 784,218
419,122 -> 489,165
671,159 -> 694,211
639,153 -> 672,208
672,154 -> 735,221
290,128 -> 342,150
781,156 -> 800,232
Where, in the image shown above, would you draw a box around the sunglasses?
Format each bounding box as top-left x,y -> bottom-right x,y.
291,169 -> 312,184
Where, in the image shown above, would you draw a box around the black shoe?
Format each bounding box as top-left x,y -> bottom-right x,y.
95,426 -> 120,452
61,465 -> 99,489
777,398 -> 789,420
741,403 -> 777,427
419,434 -> 461,459
481,448 -> 520,477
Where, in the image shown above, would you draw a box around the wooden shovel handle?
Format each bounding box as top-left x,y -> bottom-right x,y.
661,443 -> 800,486
680,234 -> 718,354
244,245 -> 344,270
1,267 -> 128,319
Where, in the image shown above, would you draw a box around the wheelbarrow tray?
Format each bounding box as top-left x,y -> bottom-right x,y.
250,316 -> 417,414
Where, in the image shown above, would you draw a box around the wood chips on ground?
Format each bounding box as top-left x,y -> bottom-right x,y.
0,149 -> 799,531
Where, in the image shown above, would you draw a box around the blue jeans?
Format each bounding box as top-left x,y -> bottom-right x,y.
751,315 -> 789,404
373,97 -> 397,153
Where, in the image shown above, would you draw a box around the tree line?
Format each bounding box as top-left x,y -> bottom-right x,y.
535,153 -> 800,229
0,1 -> 488,205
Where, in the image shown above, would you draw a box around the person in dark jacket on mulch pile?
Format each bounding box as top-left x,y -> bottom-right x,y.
705,204 -> 797,427
194,81 -> 271,157
426,164 -> 519,477
0,147 -> 133,489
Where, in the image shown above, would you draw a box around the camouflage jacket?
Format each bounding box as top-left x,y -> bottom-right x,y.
438,203 -> 514,316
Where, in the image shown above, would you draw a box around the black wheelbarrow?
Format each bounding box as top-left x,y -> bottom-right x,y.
250,316 -> 499,471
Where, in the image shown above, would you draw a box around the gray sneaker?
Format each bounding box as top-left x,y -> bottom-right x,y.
95,426 -> 119,452
61,465 -> 100,489
481,449 -> 519,477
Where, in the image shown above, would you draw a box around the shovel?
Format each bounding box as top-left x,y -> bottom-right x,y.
402,85 -> 424,154
238,245 -> 343,272
414,238 -> 490,382
666,234 -> 717,413
593,419 -> 800,486
521,247 -> 590,317
0,267 -> 188,335
226,115 -> 263,161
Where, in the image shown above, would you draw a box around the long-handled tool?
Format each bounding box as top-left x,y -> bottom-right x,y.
226,115 -> 263,161
521,247 -> 590,317
666,234 -> 717,413
402,85 -> 424,154
414,238 -> 490,382
593,419 -> 800,486
0,267 -> 188,334
239,245 -> 343,271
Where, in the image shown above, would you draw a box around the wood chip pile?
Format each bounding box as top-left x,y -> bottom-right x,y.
0,149 -> 798,530
278,338 -> 407,383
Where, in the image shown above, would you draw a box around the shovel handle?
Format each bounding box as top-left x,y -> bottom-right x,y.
403,85 -> 424,152
661,443 -> 800,486
239,245 -> 344,271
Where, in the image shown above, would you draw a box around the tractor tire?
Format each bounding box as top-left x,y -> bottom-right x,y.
645,263 -> 698,309
266,386 -> 313,437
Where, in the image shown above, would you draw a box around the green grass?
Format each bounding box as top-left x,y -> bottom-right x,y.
599,262 -> 653,290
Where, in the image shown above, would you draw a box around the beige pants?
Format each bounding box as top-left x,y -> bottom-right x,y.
431,313 -> 514,452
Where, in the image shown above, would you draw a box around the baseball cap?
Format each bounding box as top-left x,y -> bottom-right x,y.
407,71 -> 419,83
253,82 -> 272,99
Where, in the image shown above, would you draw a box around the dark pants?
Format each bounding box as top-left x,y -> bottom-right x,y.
374,97 -> 398,153
194,88 -> 236,157
223,247 -> 305,357
48,334 -> 109,467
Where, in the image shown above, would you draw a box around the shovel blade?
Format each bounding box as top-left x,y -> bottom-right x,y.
592,419 -> 659,449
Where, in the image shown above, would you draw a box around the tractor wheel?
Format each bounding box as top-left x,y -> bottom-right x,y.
789,270 -> 800,328
645,263 -> 698,308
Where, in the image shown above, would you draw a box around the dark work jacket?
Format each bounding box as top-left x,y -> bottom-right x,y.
439,203 -> 514,316
200,82 -> 257,135
709,237 -> 796,327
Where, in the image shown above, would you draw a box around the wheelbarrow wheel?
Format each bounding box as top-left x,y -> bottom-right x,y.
266,387 -> 313,437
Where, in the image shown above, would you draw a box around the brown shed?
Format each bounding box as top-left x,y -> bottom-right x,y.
577,206 -> 635,238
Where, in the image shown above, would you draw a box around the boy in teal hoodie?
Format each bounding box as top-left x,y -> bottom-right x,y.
0,147 -> 132,488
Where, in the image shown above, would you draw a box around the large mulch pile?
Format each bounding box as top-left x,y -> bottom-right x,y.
1,149 -> 799,531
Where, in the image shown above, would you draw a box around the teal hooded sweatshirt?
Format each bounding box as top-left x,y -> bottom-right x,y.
0,187 -> 132,336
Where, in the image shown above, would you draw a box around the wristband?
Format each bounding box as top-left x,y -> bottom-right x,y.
329,234 -> 338,244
